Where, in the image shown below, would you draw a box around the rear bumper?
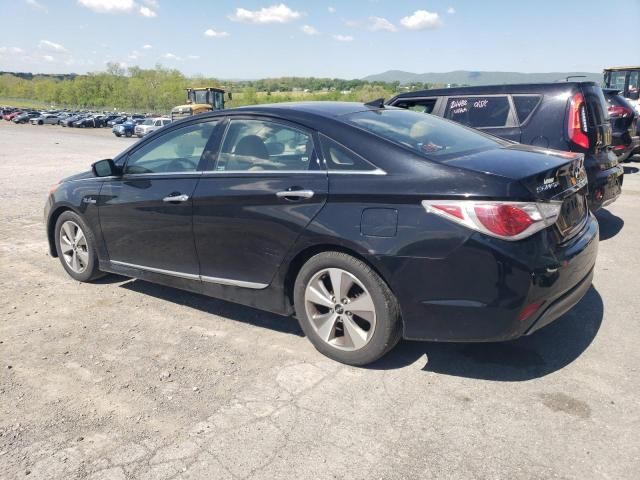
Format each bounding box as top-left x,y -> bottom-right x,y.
525,267 -> 593,335
380,214 -> 599,342
587,164 -> 623,210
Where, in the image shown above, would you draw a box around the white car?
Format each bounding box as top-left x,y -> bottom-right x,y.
134,117 -> 171,138
30,114 -> 59,125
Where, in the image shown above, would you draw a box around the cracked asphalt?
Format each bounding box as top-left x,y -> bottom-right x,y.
1,122 -> 639,479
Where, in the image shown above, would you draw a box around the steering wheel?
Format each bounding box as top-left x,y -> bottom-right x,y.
167,158 -> 194,172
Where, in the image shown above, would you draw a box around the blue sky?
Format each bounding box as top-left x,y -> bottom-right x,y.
0,0 -> 638,79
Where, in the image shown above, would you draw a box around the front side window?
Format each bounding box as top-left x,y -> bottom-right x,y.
394,99 -> 437,114
345,109 -> 505,158
445,96 -> 511,128
216,119 -> 316,171
125,121 -> 218,174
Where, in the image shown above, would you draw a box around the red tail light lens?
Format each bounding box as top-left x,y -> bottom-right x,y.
568,92 -> 590,149
474,204 -> 534,237
607,105 -> 632,118
422,200 -> 562,241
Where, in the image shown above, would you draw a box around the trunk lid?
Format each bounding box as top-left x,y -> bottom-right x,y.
438,143 -> 589,238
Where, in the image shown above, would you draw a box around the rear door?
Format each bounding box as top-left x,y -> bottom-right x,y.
443,94 -> 521,142
192,117 -> 328,288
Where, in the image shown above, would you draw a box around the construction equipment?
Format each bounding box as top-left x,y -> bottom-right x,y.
171,87 -> 227,121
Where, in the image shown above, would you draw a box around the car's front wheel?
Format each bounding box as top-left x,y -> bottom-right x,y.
125,131 -> 132,138
54,211 -> 104,282
294,251 -> 402,366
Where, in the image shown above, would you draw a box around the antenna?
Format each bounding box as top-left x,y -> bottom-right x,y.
364,98 -> 385,108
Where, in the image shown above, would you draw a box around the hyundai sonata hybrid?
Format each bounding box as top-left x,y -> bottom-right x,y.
45,102 -> 598,365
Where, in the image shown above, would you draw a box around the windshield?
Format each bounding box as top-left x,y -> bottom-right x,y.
142,119 -> 154,125
344,108 -> 506,158
193,90 -> 208,104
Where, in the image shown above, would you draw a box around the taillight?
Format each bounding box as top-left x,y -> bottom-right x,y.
422,200 -> 562,241
607,105 -> 632,118
567,92 -> 590,149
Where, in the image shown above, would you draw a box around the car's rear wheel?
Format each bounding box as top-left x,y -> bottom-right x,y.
294,251 -> 401,366
54,211 -> 104,282
114,132 -> 121,137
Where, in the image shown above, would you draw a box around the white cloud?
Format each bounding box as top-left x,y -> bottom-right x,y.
0,46 -> 25,54
43,55 -> 55,62
367,16 -> 397,32
300,25 -> 319,35
400,10 -> 441,30
162,52 -> 181,60
139,6 -> 156,17
141,0 -> 157,7
127,50 -> 141,60
447,7 -> 456,15
25,0 -> 48,13
77,0 -> 157,17
332,34 -> 353,42
142,44 -> 152,49
328,6 -> 335,14
229,3 -> 301,24
39,40 -> 67,52
187,55 -> 200,60
204,28 -> 229,38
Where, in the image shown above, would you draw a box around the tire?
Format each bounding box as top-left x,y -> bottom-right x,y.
293,251 -> 402,366
54,211 -> 104,282
38,120 -> 43,125
125,131 -> 132,138
114,132 -> 121,137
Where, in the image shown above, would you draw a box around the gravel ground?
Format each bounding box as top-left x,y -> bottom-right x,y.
1,121 -> 639,480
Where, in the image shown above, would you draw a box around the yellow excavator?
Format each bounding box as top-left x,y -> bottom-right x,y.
171,87 -> 229,121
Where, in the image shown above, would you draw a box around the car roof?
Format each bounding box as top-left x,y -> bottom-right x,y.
227,101 -> 381,118
390,81 -> 599,100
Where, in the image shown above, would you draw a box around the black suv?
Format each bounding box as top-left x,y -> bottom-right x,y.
388,82 -> 623,210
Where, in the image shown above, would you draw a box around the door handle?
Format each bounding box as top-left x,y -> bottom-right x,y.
162,193 -> 190,203
276,189 -> 315,200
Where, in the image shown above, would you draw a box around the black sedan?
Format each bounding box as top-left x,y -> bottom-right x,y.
44,102 -> 598,365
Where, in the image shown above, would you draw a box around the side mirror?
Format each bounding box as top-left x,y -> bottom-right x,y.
92,159 -> 120,177
628,90 -> 639,100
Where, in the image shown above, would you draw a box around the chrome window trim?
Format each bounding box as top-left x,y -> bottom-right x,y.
110,260 -> 268,289
199,169 -> 386,175
123,171 -> 202,177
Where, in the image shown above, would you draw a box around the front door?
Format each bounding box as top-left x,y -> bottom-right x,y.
99,120 -> 220,276
192,117 -> 328,287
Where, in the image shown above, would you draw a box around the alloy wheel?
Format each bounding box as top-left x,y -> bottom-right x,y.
59,220 -> 89,274
304,267 -> 377,351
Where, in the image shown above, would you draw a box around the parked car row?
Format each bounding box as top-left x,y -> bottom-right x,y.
1,107 -> 167,138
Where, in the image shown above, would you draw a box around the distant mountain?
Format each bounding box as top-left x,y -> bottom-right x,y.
363,70 -> 602,86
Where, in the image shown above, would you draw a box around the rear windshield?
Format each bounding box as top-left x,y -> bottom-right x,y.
344,108 -> 507,158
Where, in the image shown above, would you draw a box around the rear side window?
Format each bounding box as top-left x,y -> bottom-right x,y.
512,95 -> 541,124
319,135 -> 378,171
344,109 -> 505,158
445,96 -> 511,128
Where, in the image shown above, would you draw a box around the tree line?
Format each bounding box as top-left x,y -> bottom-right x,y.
0,64 -> 443,112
